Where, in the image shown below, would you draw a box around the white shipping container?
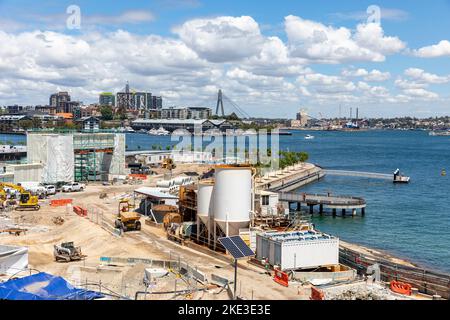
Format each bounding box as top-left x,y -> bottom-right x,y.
256,231 -> 339,271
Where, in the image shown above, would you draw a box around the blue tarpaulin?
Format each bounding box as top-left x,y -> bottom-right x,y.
0,272 -> 104,300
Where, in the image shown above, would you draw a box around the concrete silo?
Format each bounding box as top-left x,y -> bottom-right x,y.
213,165 -> 253,237
196,180 -> 215,245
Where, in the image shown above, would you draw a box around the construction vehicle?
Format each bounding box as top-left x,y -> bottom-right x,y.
115,199 -> 142,232
162,158 -> 176,170
0,182 -> 40,211
54,242 -> 84,262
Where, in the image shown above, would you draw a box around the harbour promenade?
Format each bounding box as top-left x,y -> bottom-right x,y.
256,163 -> 324,192
256,163 -> 366,216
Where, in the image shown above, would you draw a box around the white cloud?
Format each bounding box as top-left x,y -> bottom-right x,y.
285,15 -> 405,63
393,68 -> 447,101
404,68 -> 449,84
413,40 -> 450,58
0,14 -> 447,117
403,88 -> 439,99
86,10 -> 155,25
342,68 -> 390,81
330,8 -> 409,22
173,16 -> 265,63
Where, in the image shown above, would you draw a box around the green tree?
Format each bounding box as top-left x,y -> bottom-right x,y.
100,106 -> 114,121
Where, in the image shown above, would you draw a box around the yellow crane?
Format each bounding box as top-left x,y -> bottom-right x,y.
0,182 -> 40,211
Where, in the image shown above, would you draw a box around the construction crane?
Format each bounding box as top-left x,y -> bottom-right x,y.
0,182 -> 40,211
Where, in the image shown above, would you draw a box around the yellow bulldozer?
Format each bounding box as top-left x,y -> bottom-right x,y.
0,182 -> 40,211
115,199 -> 142,232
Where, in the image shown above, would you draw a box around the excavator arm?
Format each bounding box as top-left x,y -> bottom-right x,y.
0,182 -> 40,211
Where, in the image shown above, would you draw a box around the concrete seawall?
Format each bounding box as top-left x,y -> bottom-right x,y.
256,163 -> 324,192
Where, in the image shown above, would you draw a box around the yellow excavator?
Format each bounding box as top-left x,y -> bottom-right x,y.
0,182 -> 40,211
115,198 -> 141,232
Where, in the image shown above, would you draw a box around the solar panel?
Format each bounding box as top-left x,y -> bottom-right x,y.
218,236 -> 254,260
219,237 -> 244,259
229,236 -> 255,257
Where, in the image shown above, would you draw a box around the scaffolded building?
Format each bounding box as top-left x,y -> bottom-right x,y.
27,133 -> 126,183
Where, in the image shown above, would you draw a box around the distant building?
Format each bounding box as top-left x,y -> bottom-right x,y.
49,92 -> 81,114
131,119 -> 234,133
151,96 -> 163,110
294,110 -> 308,127
50,92 -> 70,108
76,116 -> 100,132
290,120 -> 302,128
116,82 -> 156,113
35,105 -> 56,115
160,107 -> 212,120
62,101 -> 81,114
73,105 -> 99,119
6,105 -> 24,114
188,107 -> 212,119
134,92 -> 152,110
99,93 -> 116,107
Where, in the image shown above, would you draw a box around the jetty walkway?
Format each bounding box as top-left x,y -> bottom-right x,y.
279,192 -> 366,217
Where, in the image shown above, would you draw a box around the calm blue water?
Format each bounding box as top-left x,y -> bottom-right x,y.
3,130 -> 450,273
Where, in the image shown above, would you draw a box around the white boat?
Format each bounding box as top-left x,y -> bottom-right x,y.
393,169 -> 410,184
305,134 -> 315,140
172,129 -> 189,136
148,128 -> 158,135
244,129 -> 257,135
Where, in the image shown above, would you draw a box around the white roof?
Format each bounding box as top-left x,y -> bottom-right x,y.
132,119 -> 207,125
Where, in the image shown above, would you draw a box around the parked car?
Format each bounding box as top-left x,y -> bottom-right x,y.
18,182 -> 47,199
45,185 -> 57,195
61,182 -> 85,193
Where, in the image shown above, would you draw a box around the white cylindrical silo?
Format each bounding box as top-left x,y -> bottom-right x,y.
197,181 -> 214,226
213,166 -> 252,236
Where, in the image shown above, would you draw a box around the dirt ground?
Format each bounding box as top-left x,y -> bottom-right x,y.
0,163 -> 415,300
0,169 -> 308,300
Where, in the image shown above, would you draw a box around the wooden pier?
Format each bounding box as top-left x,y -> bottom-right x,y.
279,192 -> 366,217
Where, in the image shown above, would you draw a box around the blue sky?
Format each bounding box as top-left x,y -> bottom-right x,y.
0,0 -> 449,118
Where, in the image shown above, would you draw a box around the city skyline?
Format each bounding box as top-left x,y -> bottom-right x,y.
0,0 -> 450,118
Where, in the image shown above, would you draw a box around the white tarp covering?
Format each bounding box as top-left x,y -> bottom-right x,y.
27,134 -> 74,184
0,245 -> 29,276
11,163 -> 43,184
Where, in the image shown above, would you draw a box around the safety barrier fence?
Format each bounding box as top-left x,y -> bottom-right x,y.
50,199 -> 73,207
129,174 -> 148,180
339,247 -> 450,299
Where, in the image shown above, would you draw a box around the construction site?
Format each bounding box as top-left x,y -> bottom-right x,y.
0,132 -> 448,300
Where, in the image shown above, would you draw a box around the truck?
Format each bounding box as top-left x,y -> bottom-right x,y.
61,182 -> 85,193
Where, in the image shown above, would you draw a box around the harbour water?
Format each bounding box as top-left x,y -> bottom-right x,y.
2,130 -> 449,273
